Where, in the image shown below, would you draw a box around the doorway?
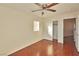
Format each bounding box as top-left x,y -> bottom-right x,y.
64,18 -> 76,37
63,18 -> 76,55
63,18 -> 76,44
53,21 -> 58,42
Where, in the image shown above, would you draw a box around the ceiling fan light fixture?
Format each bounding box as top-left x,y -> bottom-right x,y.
32,3 -> 59,16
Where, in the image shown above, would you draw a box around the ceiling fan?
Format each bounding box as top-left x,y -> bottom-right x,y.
32,3 -> 59,15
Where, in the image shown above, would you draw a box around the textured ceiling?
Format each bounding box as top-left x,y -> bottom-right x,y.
0,3 -> 79,18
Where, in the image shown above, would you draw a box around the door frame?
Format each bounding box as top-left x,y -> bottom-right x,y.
52,21 -> 58,42
63,18 -> 76,43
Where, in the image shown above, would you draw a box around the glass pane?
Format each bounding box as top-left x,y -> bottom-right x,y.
34,21 -> 39,31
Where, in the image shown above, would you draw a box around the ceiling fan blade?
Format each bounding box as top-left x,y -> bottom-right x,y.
35,3 -> 41,6
47,9 -> 56,12
46,3 -> 58,8
32,9 -> 43,12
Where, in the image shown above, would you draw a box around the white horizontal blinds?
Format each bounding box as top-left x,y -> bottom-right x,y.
34,21 -> 39,31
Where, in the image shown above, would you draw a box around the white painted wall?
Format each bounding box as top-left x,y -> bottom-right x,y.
42,19 -> 53,41
0,7 -> 43,55
42,18 -> 64,43
75,16 -> 79,52
58,19 -> 64,44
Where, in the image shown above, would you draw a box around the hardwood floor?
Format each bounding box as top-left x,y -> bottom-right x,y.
63,36 -> 79,56
9,37 -> 79,56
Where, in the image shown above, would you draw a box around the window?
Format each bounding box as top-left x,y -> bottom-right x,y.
48,22 -> 52,37
33,21 -> 39,31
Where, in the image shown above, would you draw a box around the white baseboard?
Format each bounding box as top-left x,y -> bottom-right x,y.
58,40 -> 63,44
42,37 -> 53,41
6,39 -> 42,56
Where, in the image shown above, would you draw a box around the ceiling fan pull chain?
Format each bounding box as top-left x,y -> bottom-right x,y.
42,12 -> 44,15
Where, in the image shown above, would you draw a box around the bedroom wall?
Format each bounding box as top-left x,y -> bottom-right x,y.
0,6 -> 43,55
75,16 -> 79,52
42,18 -> 53,40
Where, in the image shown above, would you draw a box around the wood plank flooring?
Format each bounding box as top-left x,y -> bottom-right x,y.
9,37 -> 79,56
